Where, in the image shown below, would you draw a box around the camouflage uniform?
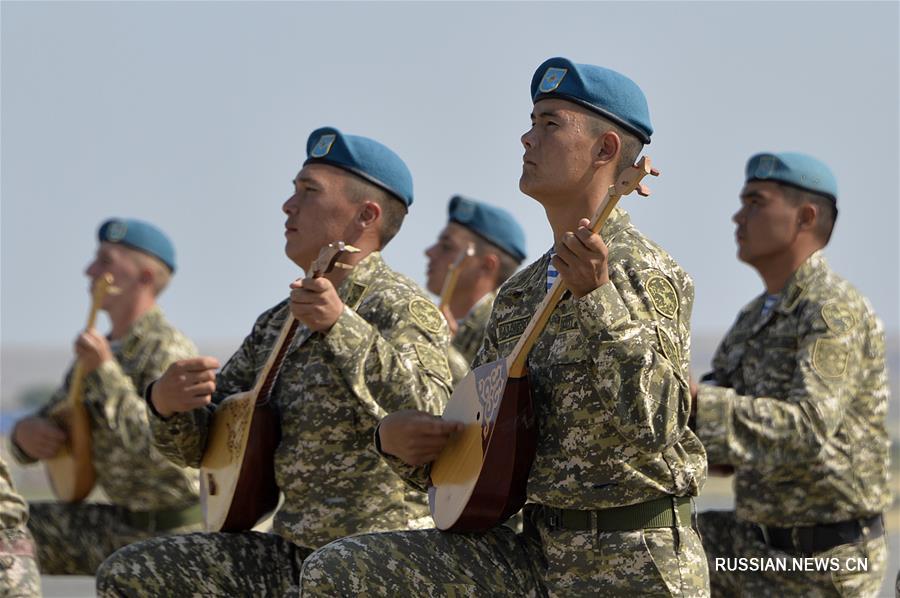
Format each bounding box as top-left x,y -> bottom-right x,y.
96,252 -> 453,597
0,457 -> 40,598
447,290 -> 497,385
300,207 -> 710,597
9,306 -> 201,575
695,251 -> 890,596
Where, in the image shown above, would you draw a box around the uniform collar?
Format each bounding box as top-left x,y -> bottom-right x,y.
122,305 -> 163,342
774,250 -> 828,315
745,250 -> 827,334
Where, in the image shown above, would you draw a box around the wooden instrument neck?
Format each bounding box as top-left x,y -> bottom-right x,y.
439,242 -> 476,311
67,275 -> 116,408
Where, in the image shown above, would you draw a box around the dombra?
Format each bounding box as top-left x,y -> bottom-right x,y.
45,273 -> 118,502
200,242 -> 359,532
429,158 -> 659,532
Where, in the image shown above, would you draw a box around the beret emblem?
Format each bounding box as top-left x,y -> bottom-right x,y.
310,134 -> 336,158
539,67 -> 567,93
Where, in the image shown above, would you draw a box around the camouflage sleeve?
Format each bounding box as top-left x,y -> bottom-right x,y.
7,436 -> 36,466
323,302 -> 452,422
37,373 -> 72,419
697,304 -> 864,467
379,301 -> 506,492
82,338 -> 196,459
373,424 -> 430,493
573,269 -> 693,455
9,373 -> 71,465
151,327 -> 262,468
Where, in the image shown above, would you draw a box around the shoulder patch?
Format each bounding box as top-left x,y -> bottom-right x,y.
646,274 -> 678,319
821,301 -> 857,335
408,298 -> 445,334
656,323 -> 681,365
414,343 -> 451,381
812,338 -> 849,378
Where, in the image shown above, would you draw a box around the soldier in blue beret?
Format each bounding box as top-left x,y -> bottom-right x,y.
10,218 -> 202,576
300,58 -> 709,597
425,195 -> 526,384
693,152 -> 890,596
97,128 -> 454,596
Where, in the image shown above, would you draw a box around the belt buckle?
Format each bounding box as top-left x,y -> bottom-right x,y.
758,524 -> 772,546
671,496 -> 681,528
547,509 -> 559,529
790,527 -> 802,554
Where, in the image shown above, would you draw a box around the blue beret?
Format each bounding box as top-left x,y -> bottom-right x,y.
303,127 -> 414,207
98,218 -> 176,272
448,195 -> 527,262
531,57 -> 653,144
746,152 -> 838,202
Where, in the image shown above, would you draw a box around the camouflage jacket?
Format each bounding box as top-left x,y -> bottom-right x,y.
151,252 -> 452,549
384,208 -> 706,509
0,457 -> 28,530
448,290 -> 496,386
696,251 -> 891,526
10,306 -> 199,511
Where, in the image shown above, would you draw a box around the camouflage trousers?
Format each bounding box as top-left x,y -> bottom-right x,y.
28,501 -> 202,575
698,510 -> 887,597
0,527 -> 40,598
96,530 -> 311,597
299,504 -> 710,597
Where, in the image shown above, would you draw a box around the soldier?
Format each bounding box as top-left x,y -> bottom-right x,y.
9,219 -> 201,575
424,195 -> 526,384
95,127 -> 453,596
693,153 -> 890,596
0,456 -> 40,597
299,57 -> 709,597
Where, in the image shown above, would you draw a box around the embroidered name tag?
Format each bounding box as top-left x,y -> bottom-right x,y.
498,316 -> 529,344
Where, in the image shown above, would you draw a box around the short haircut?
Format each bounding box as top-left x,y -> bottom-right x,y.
586,113 -> 644,172
126,249 -> 172,296
780,184 -> 838,244
342,174 -> 408,248
470,235 -> 522,287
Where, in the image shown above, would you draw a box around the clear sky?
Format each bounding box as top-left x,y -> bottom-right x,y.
2,1 -> 898,347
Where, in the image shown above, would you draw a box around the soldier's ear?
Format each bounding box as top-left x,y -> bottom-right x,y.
358,200 -> 381,229
480,253 -> 500,276
594,130 -> 620,167
138,268 -> 155,287
797,203 -> 817,231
